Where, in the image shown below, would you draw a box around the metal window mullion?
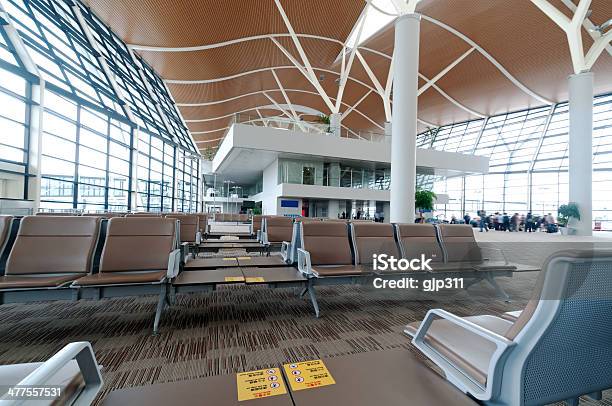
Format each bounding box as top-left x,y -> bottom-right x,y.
529,103 -> 557,172
69,4 -> 135,124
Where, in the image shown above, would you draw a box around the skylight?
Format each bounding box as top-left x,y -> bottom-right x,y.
345,0 -> 397,48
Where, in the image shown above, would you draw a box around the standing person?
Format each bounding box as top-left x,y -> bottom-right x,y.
502,213 -> 510,232
464,213 -> 471,225
510,213 -> 518,232
450,215 -> 457,224
479,210 -> 489,232
525,212 -> 533,232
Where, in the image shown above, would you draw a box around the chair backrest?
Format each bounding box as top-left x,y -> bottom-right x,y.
99,217 -> 176,272
495,250 -> 612,406
436,224 -> 482,263
196,213 -> 208,233
6,216 -> 100,275
265,216 -> 294,243
396,224 -> 444,262
165,213 -> 199,243
252,215 -> 265,234
351,223 -> 399,265
301,221 -> 352,265
36,212 -> 79,216
126,213 -> 161,217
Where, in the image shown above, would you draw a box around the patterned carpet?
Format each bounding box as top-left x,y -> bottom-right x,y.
0,232 -> 611,405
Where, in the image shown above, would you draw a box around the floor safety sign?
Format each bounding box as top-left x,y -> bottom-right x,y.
283,360 -> 336,391
236,367 -> 287,401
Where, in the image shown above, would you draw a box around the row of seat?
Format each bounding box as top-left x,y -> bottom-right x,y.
0,215 -> 182,334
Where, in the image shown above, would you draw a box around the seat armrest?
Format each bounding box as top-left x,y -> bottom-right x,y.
195,231 -> 202,245
7,342 -> 103,406
478,246 -> 508,263
297,248 -> 312,276
411,309 -> 515,401
280,241 -> 291,262
167,249 -> 181,279
262,231 -> 269,246
256,230 -> 261,242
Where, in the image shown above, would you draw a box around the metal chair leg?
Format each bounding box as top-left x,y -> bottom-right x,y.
307,281 -> 320,318
153,284 -> 167,335
484,273 -> 511,302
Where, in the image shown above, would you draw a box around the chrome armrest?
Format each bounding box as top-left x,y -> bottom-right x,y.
256,230 -> 261,242
166,249 -> 181,279
5,342 -> 103,406
262,232 -> 270,246
195,231 -> 202,245
411,309 -> 515,401
297,248 -> 312,276
280,241 -> 291,262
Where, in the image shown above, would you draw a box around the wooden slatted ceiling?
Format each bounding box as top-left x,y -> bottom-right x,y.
84,0 -> 612,150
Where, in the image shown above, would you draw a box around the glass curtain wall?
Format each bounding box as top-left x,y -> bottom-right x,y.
427,93 -> 612,228
1,0 -> 200,212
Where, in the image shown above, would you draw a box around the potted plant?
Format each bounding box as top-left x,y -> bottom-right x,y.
202,147 -> 216,161
558,203 -> 580,235
415,189 -> 436,223
317,114 -> 331,133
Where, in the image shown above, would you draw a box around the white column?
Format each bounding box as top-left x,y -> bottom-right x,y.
329,113 -> 341,137
568,72 -> 593,236
384,121 -> 392,143
390,13 -> 420,223
327,199 -> 340,219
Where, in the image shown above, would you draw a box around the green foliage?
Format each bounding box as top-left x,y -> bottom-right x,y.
317,114 -> 331,125
202,147 -> 216,161
558,203 -> 580,227
252,207 -> 262,215
415,189 -> 436,211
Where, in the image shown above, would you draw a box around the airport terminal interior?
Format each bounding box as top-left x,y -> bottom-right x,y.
0,0 -> 611,405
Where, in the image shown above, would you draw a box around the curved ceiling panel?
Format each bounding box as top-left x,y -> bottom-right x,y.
85,0 -> 612,151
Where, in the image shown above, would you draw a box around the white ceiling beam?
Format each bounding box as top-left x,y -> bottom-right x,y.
356,50 -> 392,120
530,0 -> 603,74
269,38 -> 336,112
335,4 -> 369,112
341,90 -> 373,120
560,0 -> 612,56
255,108 -> 267,127
418,47 -> 475,95
273,0 -> 336,112
270,69 -> 306,132
421,15 -> 554,105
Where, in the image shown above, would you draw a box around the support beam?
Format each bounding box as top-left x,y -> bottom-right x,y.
568,72 -> 593,236
418,47 -> 475,95
390,13 -> 420,223
273,0 -> 335,112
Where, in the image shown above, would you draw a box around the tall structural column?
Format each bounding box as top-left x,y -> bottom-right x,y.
390,13 -> 420,223
568,72 -> 593,236
329,113 -> 341,137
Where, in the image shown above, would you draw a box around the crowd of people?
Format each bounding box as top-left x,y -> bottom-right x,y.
450,211 -> 559,233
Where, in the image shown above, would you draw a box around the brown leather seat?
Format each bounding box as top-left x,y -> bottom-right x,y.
126,213 -> 161,217
405,315 -> 513,385
165,213 -> 199,243
73,217 -> 175,286
196,213 -> 208,234
265,216 -> 293,244
396,224 -> 445,265
0,216 -> 100,290
437,224 -> 516,271
351,222 -> 400,266
252,215 -> 265,235
302,221 -> 371,277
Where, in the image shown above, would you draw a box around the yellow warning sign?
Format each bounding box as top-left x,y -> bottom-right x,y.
237,256 -> 252,260
236,367 -> 287,402
245,277 -> 265,283
224,276 -> 245,282
283,360 -> 335,391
